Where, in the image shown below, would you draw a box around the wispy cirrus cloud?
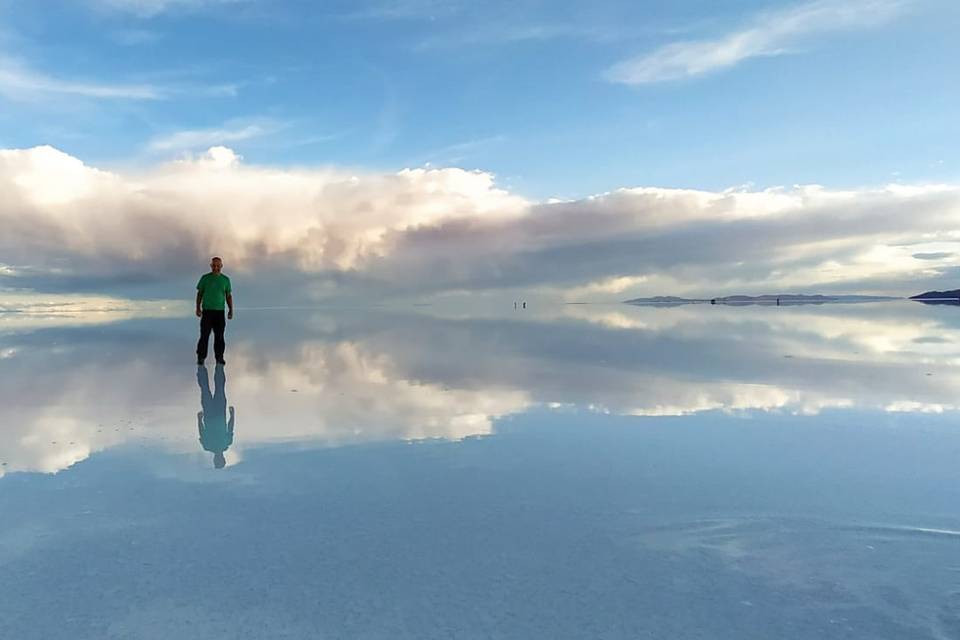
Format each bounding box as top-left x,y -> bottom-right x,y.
414,134 -> 506,166
605,0 -> 907,85
0,56 -> 163,100
340,0 -> 464,21
146,119 -> 283,152
0,54 -> 240,103
90,0 -> 245,18
413,23 -> 631,50
344,1 -> 636,49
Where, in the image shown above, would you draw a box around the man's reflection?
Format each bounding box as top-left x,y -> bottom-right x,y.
197,364 -> 235,469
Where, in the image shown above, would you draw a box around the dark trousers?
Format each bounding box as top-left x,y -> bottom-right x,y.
197,310 -> 226,361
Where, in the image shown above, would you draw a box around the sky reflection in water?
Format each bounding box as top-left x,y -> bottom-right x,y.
1,302 -> 960,638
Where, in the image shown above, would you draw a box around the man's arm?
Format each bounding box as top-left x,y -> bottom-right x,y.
196,290 -> 203,317
226,293 -> 234,320
197,411 -> 204,436
228,406 -> 235,434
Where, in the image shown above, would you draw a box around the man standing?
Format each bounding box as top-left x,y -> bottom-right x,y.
196,256 -> 233,365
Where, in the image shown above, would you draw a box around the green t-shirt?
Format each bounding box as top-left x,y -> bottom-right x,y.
200,414 -> 234,454
197,273 -> 232,311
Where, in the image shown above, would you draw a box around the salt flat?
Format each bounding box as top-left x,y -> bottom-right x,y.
1,302 -> 959,639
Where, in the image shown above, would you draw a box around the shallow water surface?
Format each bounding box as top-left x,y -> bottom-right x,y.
2,302 -> 960,639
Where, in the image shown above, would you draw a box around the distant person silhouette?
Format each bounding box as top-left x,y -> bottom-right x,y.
196,256 -> 233,365
197,364 -> 234,469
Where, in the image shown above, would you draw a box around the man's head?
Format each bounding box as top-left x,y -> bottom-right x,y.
214,452 -> 226,469
210,256 -> 223,274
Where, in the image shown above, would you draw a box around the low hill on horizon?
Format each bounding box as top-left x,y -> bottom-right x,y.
910,289 -> 960,300
624,294 -> 898,306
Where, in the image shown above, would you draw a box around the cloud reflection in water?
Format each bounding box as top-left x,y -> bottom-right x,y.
1,300 -> 959,475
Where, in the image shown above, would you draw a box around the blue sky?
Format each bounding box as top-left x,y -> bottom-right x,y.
1,0 -> 957,199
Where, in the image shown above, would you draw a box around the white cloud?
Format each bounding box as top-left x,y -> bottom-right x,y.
147,120 -> 281,152
0,294 -> 181,330
565,275 -> 649,300
342,0 -> 463,21
415,134 -> 505,166
605,0 -> 906,84
0,145 -> 526,287
1,145 -> 959,300
92,0 -> 244,18
0,56 -> 162,100
414,23 -> 626,50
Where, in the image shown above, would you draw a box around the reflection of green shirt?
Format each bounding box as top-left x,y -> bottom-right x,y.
200,413 -> 234,454
197,273 -> 232,311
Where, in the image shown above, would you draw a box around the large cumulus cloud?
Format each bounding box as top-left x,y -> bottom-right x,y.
2,145 -> 959,300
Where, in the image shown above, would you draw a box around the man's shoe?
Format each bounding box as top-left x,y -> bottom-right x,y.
197,357 -> 205,365
215,358 -> 226,365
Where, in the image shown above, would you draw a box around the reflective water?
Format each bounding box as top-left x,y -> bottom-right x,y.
2,302 -> 960,638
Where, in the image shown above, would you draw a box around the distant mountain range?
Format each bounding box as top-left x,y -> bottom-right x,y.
624,294 -> 898,306
623,290 -> 960,307
910,290 -> 960,300
910,290 -> 960,305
